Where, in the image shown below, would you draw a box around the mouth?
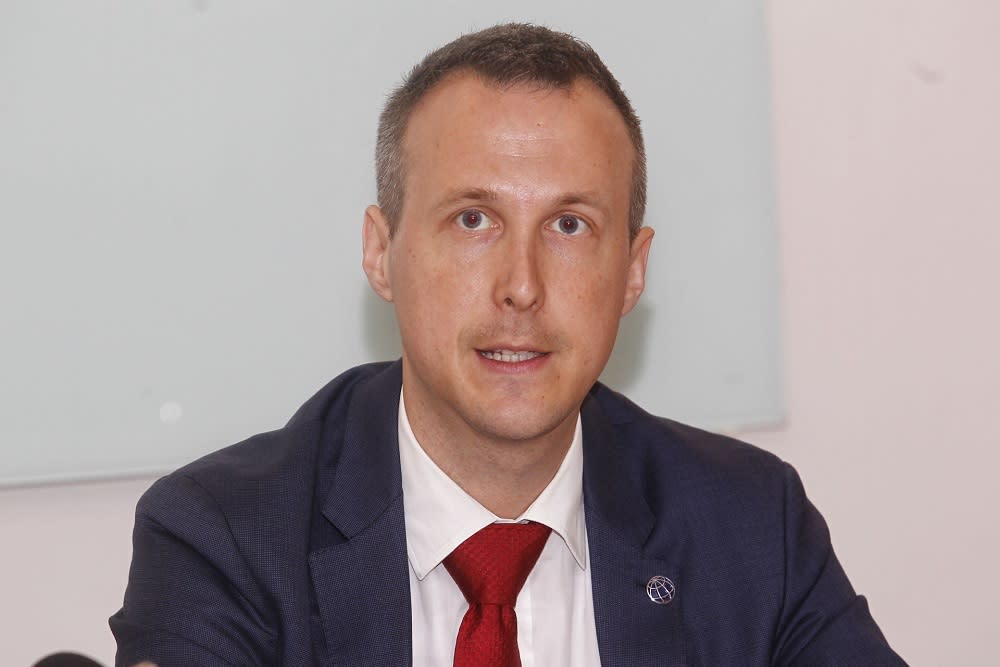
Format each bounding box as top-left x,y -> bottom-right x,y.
477,349 -> 547,363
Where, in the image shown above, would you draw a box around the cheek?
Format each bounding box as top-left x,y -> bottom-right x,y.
426,244 -> 496,309
392,251 -> 482,335
557,259 -> 628,318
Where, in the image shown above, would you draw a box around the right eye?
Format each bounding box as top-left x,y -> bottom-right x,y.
456,209 -> 494,231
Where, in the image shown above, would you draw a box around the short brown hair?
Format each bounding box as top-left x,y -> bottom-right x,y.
375,23 -> 646,238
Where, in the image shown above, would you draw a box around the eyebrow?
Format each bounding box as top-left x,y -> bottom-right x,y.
553,191 -> 605,210
430,187 -> 500,212
430,187 -> 608,214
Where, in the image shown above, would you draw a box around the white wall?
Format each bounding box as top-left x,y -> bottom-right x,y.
0,0 -> 781,488
2,1 -> 997,664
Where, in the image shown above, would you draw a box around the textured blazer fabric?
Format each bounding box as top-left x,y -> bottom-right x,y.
111,361 -> 907,666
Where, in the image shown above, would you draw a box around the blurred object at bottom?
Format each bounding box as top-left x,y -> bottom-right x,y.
31,653 -> 104,667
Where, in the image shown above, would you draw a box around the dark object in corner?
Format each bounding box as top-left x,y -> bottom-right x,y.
32,653 -> 104,667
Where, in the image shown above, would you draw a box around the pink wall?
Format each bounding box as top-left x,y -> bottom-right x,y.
0,478 -> 149,663
754,0 -> 1000,662
2,2 -> 997,664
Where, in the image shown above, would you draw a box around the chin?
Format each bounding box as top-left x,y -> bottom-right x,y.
469,408 -> 574,445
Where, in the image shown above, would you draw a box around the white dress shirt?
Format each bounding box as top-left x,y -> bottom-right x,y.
398,392 -> 602,666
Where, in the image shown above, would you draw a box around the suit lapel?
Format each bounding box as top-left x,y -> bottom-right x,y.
582,393 -> 687,666
306,368 -> 687,665
309,362 -> 412,666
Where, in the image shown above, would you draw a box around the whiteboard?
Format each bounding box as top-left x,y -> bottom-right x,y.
0,0 -> 782,486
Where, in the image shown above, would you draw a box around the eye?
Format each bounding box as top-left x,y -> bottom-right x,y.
456,209 -> 494,231
548,214 -> 590,236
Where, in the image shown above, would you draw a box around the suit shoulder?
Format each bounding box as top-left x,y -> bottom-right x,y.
585,382 -> 794,531
140,361 -> 397,521
589,381 -> 787,479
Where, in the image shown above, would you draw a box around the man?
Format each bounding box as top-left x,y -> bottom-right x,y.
111,24 -> 906,666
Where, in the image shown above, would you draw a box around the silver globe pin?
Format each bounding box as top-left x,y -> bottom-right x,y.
646,575 -> 676,605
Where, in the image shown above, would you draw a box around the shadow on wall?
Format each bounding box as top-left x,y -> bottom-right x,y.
362,285 -> 402,361
600,301 -> 651,395
360,283 -> 652,393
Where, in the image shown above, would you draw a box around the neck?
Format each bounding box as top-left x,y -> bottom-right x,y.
403,394 -> 577,519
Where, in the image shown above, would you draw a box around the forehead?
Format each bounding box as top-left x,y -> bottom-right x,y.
399,72 -> 633,215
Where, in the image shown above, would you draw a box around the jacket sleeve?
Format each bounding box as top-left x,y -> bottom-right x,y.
772,463 -> 908,666
109,474 -> 276,667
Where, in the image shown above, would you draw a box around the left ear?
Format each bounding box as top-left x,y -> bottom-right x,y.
621,226 -> 654,316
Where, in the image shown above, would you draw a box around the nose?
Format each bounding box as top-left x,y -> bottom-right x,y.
493,233 -> 544,311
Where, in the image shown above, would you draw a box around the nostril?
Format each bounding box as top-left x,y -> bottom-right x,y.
504,297 -> 514,306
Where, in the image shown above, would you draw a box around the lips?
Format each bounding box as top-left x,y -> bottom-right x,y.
478,349 -> 546,363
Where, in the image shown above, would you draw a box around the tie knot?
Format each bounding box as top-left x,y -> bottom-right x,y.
444,522 -> 552,606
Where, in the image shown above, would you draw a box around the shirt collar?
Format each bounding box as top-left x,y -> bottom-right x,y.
398,389 -> 588,580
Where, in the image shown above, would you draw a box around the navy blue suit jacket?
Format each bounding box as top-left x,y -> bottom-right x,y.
111,361 -> 906,665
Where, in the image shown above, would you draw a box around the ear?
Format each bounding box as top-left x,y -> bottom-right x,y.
362,205 -> 394,302
621,226 -> 654,316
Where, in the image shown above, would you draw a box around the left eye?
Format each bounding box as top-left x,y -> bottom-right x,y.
548,215 -> 589,236
456,209 -> 493,230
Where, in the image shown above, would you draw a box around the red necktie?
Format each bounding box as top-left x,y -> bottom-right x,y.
444,522 -> 552,667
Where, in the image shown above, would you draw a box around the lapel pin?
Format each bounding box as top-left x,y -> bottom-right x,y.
646,575 -> 676,605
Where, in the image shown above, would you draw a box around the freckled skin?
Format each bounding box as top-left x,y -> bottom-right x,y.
362,73 -> 654,514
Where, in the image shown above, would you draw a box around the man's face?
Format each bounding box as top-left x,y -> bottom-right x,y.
364,73 -> 653,448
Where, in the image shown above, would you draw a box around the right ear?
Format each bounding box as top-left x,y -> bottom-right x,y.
362,205 -> 394,302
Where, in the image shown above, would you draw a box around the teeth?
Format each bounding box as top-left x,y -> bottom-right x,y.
480,350 -> 543,363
